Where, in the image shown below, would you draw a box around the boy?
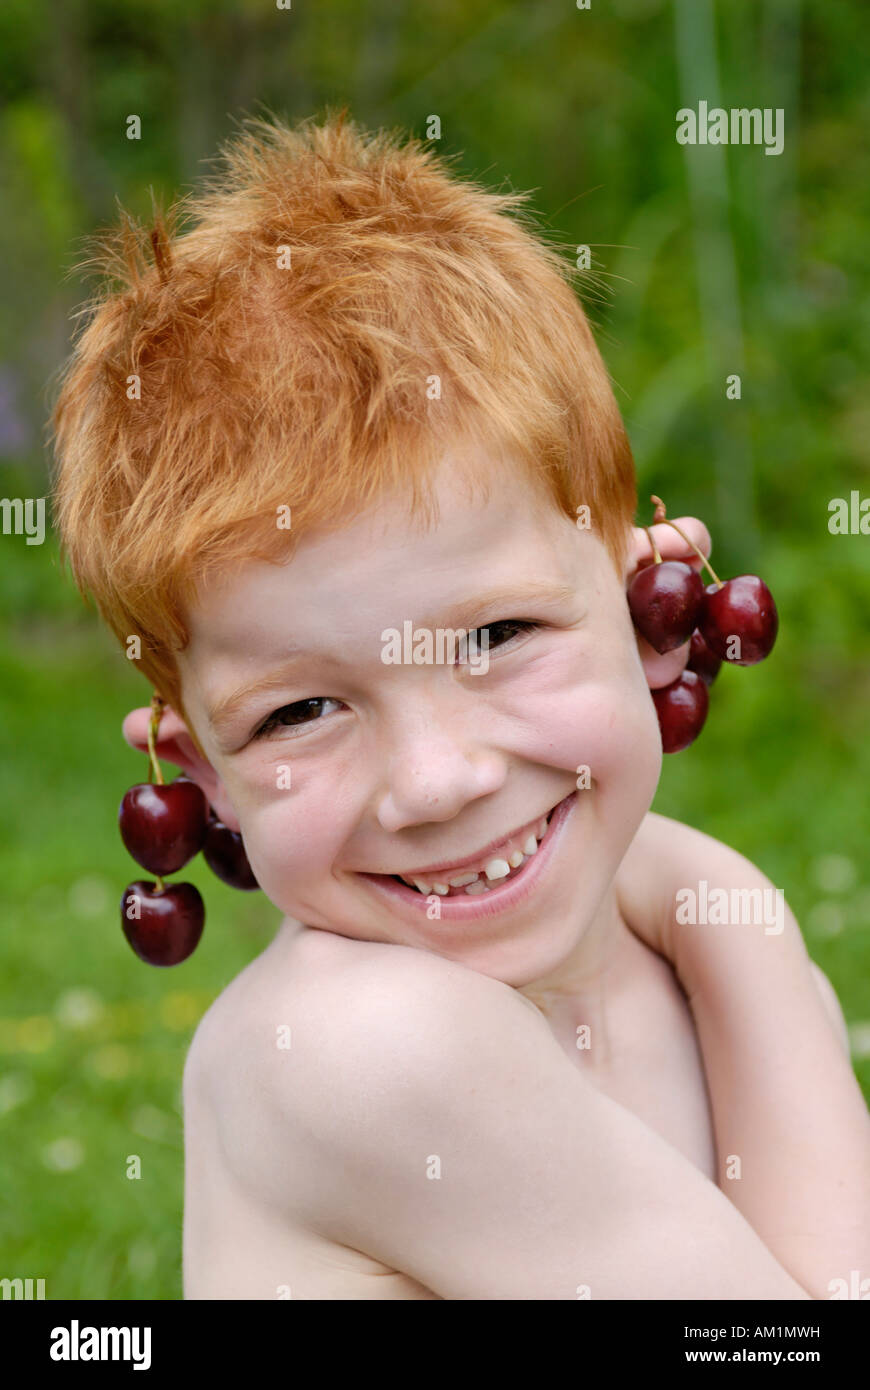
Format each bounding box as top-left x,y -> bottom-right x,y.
51,113 -> 869,1300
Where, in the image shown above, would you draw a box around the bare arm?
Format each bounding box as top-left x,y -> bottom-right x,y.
618,812 -> 870,1299
266,946 -> 812,1300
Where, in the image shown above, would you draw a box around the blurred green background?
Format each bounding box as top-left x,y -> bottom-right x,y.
1,0 -> 868,1299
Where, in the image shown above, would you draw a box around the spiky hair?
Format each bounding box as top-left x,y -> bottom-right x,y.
49,108 -> 636,740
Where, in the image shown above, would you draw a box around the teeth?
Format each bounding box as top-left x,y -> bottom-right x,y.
397,809 -> 554,896
484,857 -> 511,881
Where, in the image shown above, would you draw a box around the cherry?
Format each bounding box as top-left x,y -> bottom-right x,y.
700,576 -> 778,665
628,560 -> 704,654
119,780 -> 209,875
203,818 -> 259,891
120,880 -> 204,966
652,670 -> 709,753
686,628 -> 722,686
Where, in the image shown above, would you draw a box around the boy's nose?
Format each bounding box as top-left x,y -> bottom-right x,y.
375,719 -> 507,832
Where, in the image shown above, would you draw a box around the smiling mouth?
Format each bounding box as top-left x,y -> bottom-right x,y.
383,801 -> 562,899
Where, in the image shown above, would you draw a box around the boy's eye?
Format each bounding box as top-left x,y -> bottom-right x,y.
251,621 -> 536,739
465,619 -> 538,655
254,696 -> 342,739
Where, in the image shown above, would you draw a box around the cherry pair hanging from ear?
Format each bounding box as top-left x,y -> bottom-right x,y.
118,694 -> 259,966
629,496 -> 778,752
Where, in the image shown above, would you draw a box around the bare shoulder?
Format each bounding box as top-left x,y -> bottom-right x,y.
262,927 -> 548,1097
619,809 -> 792,943
621,813 -> 850,1053
629,810 -> 764,873
183,921 -> 543,1132
633,812 -> 802,905
807,959 -> 850,1054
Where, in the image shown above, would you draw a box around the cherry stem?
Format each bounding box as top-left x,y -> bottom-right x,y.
147,693 -> 165,786
643,526 -> 662,564
649,495 -> 723,589
154,875 -> 165,894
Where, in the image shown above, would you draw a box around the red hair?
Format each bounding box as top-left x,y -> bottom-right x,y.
50,110 -> 636,743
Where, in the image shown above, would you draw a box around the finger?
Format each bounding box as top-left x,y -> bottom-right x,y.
635,632 -> 691,690
631,516 -> 713,580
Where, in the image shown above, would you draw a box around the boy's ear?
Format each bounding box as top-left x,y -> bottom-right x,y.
120,705 -> 241,832
626,515 -> 713,691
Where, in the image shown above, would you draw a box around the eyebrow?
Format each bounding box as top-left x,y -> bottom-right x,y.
206,580 -> 578,735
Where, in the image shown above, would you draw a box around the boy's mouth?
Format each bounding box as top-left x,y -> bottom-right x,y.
380,798 -> 565,899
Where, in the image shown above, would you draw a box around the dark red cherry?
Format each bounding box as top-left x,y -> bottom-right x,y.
628,561 -> 704,654
652,670 -> 709,753
686,628 -> 722,686
699,576 -> 778,665
120,880 -> 204,966
203,818 -> 259,890
119,781 -> 209,875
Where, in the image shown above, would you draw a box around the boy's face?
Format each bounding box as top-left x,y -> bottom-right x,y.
174,447 -> 662,986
